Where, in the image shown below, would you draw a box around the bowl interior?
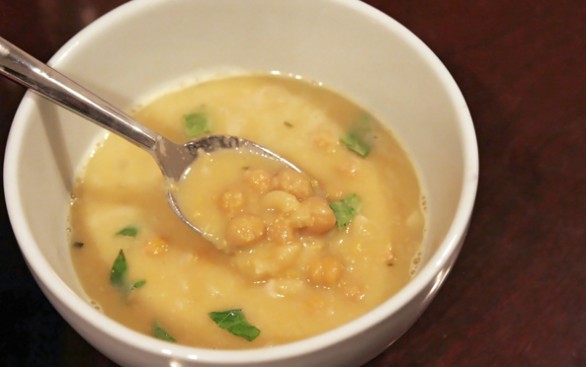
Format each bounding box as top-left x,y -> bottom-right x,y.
5,0 -> 477,363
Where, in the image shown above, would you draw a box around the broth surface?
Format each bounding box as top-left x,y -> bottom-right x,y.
69,74 -> 425,348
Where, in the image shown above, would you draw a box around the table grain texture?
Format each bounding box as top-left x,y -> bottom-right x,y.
1,1 -> 584,366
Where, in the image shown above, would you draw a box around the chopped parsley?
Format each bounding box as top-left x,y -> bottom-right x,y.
184,108 -> 211,137
329,194 -> 361,229
116,225 -> 138,237
110,249 -> 128,288
209,309 -> 260,341
109,249 -> 146,294
340,114 -> 373,157
153,322 -> 176,342
129,279 -> 147,291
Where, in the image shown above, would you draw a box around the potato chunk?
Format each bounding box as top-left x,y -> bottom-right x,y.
260,190 -> 301,213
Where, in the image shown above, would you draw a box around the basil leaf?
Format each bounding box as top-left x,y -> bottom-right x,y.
329,194 -> 361,229
209,309 -> 260,341
153,322 -> 176,342
116,226 -> 138,237
184,111 -> 211,137
110,249 -> 127,288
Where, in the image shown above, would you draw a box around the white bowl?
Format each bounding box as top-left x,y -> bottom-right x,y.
3,0 -> 478,366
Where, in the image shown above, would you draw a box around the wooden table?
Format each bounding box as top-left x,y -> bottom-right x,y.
1,1 -> 584,366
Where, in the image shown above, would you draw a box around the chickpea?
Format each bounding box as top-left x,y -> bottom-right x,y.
291,196 -> 336,234
260,190 -> 301,213
218,189 -> 245,214
225,214 -> 266,248
307,255 -> 345,287
244,168 -> 272,194
325,188 -> 345,202
272,168 -> 313,200
267,217 -> 297,244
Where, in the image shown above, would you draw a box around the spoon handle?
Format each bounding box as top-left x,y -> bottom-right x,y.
0,36 -> 159,151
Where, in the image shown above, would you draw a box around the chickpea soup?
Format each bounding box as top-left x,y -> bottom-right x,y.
69,74 -> 425,348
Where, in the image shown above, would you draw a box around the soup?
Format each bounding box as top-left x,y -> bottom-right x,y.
69,74 -> 425,348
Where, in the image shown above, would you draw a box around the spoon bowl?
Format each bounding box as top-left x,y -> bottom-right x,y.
0,36 -> 300,248
161,134 -> 303,246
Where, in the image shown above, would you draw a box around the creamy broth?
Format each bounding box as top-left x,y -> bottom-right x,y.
69,74 -> 425,348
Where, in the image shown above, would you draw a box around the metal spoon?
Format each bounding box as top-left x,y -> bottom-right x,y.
0,36 -> 301,248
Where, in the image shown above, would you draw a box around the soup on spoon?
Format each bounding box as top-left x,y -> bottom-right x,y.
175,148 -> 335,253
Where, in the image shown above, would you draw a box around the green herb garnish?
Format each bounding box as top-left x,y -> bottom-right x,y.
329,194 -> 361,229
116,226 -> 138,237
129,279 -> 147,291
109,249 -> 146,294
110,249 -> 128,288
153,322 -> 176,342
184,108 -> 211,137
340,114 -> 373,157
72,241 -> 84,249
341,132 -> 370,157
209,309 -> 260,341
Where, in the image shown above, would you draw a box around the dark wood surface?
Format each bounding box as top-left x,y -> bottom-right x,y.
1,1 -> 584,366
